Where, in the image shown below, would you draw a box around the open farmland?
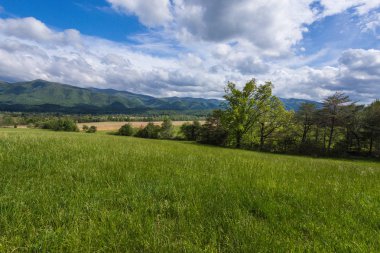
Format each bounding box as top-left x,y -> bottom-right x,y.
77,121 -> 202,131
0,128 -> 379,252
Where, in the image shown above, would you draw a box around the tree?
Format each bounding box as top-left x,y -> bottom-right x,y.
258,97 -> 292,150
135,122 -> 161,139
159,118 -> 174,139
296,103 -> 316,144
0,115 -> 15,126
341,104 -> 364,153
180,121 -> 202,140
322,92 -> 350,153
198,110 -> 228,146
363,100 -> 380,155
223,79 -> 272,148
41,118 -> 78,132
118,123 -> 134,136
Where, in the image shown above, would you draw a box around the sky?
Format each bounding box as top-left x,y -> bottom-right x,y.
0,0 -> 379,102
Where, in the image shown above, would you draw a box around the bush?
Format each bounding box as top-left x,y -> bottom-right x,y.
118,124 -> 134,136
82,125 -> 89,131
135,122 -> 160,139
86,126 -> 97,133
40,118 -> 79,132
159,118 -> 174,139
180,121 -> 202,140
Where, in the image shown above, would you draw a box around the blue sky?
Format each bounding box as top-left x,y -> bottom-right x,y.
0,0 -> 146,42
0,0 -> 379,102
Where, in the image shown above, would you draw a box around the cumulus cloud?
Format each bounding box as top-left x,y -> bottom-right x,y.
105,0 -> 380,56
106,0 -> 172,27
172,0 -> 316,55
0,17 -> 225,97
0,17 -> 81,46
270,49 -> 380,103
319,0 -> 380,16
0,0 -> 379,103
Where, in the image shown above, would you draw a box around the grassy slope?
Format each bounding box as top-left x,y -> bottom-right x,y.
0,129 -> 379,252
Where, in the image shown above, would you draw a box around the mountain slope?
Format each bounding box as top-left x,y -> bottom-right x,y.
0,80 -> 320,113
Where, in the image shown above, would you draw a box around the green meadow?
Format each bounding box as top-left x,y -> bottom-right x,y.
0,128 -> 379,252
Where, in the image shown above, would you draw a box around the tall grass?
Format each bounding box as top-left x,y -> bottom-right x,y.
0,128 -> 379,252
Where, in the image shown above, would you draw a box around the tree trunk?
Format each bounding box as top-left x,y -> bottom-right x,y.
369,131 -> 374,156
315,127 -> 319,143
236,131 -> 242,148
356,136 -> 361,153
327,117 -> 335,153
260,123 -> 265,150
301,124 -> 308,143
352,132 -> 361,153
323,127 -> 327,153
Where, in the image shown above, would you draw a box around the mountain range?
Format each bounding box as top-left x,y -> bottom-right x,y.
0,80 -> 320,114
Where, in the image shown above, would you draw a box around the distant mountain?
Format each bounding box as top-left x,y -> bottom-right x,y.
279,98 -> 322,111
0,80 -> 320,113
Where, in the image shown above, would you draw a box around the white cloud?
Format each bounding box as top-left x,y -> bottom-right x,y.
319,0 -> 380,16
0,1 -> 379,103
106,0 -> 172,27
105,0 -> 379,57
360,12 -> 380,38
270,49 -> 380,103
0,17 -> 81,47
171,0 -> 316,55
0,17 -> 223,97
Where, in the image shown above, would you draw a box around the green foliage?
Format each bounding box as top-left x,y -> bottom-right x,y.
296,102 -> 317,144
0,115 -> 15,126
223,79 -> 273,148
199,80 -> 380,157
118,123 -> 134,136
322,92 -> 351,153
180,121 -> 202,140
86,126 -> 97,133
159,118 -> 174,139
362,100 -> 380,155
0,128 -> 379,251
40,118 -> 79,132
135,122 -> 161,139
257,97 -> 292,150
198,110 -> 228,146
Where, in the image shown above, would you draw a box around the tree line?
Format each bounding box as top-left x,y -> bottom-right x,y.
180,80 -> 380,157
2,79 -> 378,158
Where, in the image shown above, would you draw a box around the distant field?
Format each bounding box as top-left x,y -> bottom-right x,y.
0,128 -> 379,252
77,121 -> 201,131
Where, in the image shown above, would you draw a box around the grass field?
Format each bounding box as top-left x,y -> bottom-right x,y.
0,128 -> 379,252
77,121 -> 202,131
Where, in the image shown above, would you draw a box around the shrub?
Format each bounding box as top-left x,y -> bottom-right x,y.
86,126 -> 97,133
40,118 -> 79,132
159,118 -> 174,139
180,121 -> 202,141
82,125 -> 89,131
118,124 -> 134,136
135,123 -> 160,139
